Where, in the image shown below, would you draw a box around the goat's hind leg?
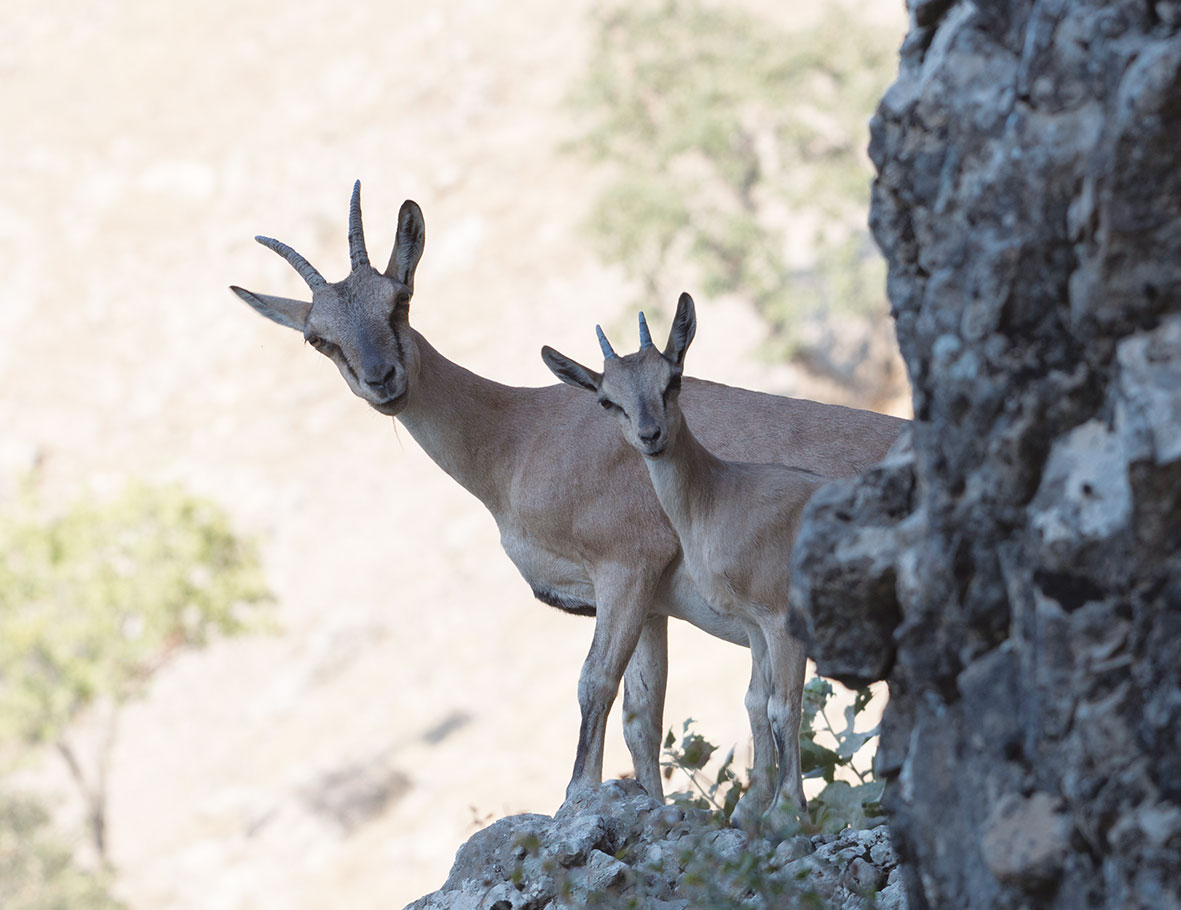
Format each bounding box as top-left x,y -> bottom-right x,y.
729,626 -> 778,830
763,624 -> 808,817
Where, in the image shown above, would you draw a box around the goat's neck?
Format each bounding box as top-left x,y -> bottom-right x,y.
395,330 -> 521,512
643,419 -> 724,542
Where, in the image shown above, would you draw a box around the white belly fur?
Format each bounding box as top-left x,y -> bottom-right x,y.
499,526 -> 750,648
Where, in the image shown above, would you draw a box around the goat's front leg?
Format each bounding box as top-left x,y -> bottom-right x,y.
565,570 -> 652,803
622,613 -> 668,800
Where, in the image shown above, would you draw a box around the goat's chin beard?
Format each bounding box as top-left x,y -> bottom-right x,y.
368,390 -> 408,417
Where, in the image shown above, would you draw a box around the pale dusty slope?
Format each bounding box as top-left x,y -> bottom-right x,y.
0,1 -> 904,906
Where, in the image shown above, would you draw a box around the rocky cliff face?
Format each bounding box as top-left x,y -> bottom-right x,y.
405,780 -> 907,910
791,2 -> 1181,909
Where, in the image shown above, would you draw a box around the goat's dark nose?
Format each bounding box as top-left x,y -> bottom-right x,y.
365,364 -> 398,389
639,426 -> 663,446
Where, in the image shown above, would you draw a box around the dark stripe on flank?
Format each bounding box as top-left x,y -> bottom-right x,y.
532,587 -> 596,617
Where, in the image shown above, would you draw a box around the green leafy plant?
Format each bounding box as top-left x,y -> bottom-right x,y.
0,480 -> 271,861
799,679 -> 884,831
572,0 -> 900,376
661,718 -> 747,820
662,677 -> 883,834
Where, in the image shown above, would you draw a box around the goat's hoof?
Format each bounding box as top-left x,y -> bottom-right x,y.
732,797 -> 807,845
729,795 -> 769,834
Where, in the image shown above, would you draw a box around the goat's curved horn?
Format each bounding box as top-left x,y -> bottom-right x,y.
596,325 -> 619,360
255,236 -> 327,290
348,180 -> 369,270
637,311 -> 654,349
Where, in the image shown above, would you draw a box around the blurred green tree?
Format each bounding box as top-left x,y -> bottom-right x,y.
573,0 -> 901,396
0,789 -> 123,909
0,481 -> 270,862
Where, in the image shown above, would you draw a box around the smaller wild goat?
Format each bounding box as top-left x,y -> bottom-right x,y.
542,293 -> 823,824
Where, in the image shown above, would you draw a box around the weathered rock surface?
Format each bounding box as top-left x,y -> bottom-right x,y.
791,2 -> 1181,909
404,779 -> 906,909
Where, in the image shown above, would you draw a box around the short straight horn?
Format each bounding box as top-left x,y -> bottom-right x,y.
255,236 -> 327,290
637,311 -> 654,349
348,180 -> 370,270
596,325 -> 618,360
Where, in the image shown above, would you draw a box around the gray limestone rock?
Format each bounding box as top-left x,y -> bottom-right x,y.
792,1 -> 1181,907
404,781 -> 905,909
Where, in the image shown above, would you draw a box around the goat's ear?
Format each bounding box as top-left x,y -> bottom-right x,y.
664,292 -> 697,366
230,286 -> 310,332
386,200 -> 425,292
541,346 -> 602,393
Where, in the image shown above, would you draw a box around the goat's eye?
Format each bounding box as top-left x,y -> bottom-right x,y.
306,334 -> 325,349
598,399 -> 628,419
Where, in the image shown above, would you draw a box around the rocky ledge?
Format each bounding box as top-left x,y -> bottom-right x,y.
405,779 -> 906,910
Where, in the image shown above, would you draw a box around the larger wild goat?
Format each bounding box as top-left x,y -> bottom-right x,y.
231,183 -> 905,805
543,294 -> 822,824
